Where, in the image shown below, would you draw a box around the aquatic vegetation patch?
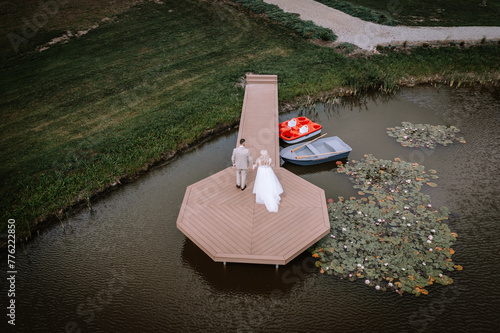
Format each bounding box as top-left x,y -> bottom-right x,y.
311,155 -> 460,295
387,122 -> 466,148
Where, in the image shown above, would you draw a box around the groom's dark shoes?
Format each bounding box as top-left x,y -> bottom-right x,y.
236,184 -> 240,189
241,186 -> 246,191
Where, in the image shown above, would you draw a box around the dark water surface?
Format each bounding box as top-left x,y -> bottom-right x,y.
2,86 -> 499,332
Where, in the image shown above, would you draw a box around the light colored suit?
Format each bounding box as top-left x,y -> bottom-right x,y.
231,145 -> 254,188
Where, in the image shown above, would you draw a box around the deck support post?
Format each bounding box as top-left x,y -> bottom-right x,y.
275,264 -> 279,269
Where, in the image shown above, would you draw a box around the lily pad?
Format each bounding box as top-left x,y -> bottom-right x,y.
311,154 -> 460,296
386,122 -> 466,148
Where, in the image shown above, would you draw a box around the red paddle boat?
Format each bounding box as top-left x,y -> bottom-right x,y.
279,117 -> 322,144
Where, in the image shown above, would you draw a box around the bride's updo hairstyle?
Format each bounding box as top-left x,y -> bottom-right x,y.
259,150 -> 270,166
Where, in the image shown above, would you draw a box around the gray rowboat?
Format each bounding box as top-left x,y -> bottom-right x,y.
280,136 -> 352,166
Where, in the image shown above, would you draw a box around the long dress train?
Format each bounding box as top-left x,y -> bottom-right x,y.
252,159 -> 283,213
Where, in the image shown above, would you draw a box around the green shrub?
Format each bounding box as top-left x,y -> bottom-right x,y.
232,0 -> 337,41
335,42 -> 355,54
315,0 -> 399,26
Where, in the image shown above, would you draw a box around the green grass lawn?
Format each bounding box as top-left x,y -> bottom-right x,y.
0,0 -> 144,65
316,0 -> 500,26
1,0 -> 499,239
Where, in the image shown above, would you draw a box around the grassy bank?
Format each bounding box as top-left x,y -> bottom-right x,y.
317,0 -> 500,26
1,0 -> 499,241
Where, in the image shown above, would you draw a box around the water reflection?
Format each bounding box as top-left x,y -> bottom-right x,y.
181,238 -> 316,295
282,158 -> 341,175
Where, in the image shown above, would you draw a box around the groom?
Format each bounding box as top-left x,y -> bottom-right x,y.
231,138 -> 254,191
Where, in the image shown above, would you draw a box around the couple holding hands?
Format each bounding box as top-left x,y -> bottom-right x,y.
232,138 -> 283,213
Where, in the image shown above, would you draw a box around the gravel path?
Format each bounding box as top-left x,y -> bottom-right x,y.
265,0 -> 500,50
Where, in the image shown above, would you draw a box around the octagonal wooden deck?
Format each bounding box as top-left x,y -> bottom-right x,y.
176,74 -> 330,265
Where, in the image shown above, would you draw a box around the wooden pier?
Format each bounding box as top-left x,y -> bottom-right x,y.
176,74 -> 330,265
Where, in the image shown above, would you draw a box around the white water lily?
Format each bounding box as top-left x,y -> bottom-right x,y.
342,227 -> 346,231
365,280 -> 370,284
375,285 -> 381,290
428,235 -> 433,240
343,245 -> 347,249
427,240 -> 432,244
384,262 -> 389,266
361,265 -> 364,269
439,273 -> 443,277
407,223 -> 411,227
429,248 -> 433,252
388,282 -> 393,287
357,264 -> 362,267
402,268 -> 406,271
431,229 -> 436,233
422,262 -> 426,266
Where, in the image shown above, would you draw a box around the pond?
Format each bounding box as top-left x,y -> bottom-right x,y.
1,86 -> 499,332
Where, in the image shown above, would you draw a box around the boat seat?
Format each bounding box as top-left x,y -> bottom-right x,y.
299,125 -> 309,134
324,142 -> 338,152
306,143 -> 321,155
324,141 -> 344,151
287,118 -> 297,127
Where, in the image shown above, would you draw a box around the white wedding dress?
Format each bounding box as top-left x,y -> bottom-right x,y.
253,158 -> 283,213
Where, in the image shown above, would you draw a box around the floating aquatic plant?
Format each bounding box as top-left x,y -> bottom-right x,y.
311,155 -> 460,296
386,122 -> 466,148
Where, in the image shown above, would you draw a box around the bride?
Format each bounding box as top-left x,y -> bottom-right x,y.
252,150 -> 283,213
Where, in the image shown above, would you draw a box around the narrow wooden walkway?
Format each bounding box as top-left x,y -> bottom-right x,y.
176,74 -> 330,265
236,74 -> 280,163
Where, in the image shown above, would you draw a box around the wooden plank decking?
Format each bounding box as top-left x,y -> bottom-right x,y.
176,74 -> 330,265
237,74 -> 280,163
